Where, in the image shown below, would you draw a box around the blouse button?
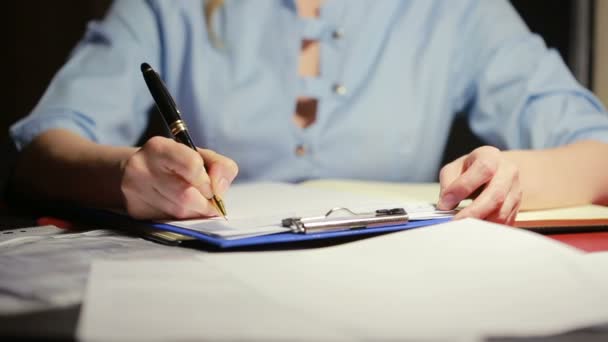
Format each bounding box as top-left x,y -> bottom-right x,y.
333,83 -> 348,96
295,144 -> 306,156
332,28 -> 345,40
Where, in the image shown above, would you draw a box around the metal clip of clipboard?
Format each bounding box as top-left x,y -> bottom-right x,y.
281,207 -> 410,234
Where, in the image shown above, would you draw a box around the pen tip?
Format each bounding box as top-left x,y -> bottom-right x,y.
140,63 -> 152,73
212,196 -> 228,219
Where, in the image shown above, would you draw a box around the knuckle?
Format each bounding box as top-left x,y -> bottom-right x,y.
476,145 -> 500,155
171,204 -> 190,220
491,189 -> 507,204
175,188 -> 193,205
144,136 -> 167,154
126,155 -> 145,174
488,146 -> 501,154
476,159 -> 497,179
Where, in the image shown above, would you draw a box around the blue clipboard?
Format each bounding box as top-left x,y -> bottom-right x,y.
153,217 -> 451,248
78,207 -> 452,249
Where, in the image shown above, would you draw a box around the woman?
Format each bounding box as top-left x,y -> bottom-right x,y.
9,0 -> 608,224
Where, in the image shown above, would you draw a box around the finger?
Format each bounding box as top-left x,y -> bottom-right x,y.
483,188 -> 522,225
124,164 -> 212,219
493,189 -> 522,226
157,187 -> 219,219
438,158 -> 497,210
122,183 -> 165,220
438,156 -> 465,197
144,185 -> 214,219
453,167 -> 513,220
122,167 -> 198,220
197,148 -> 239,195
143,137 -> 213,198
143,137 -> 209,184
148,170 -> 215,217
505,201 -> 522,226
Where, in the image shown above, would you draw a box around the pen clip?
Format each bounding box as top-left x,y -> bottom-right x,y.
281,207 -> 409,234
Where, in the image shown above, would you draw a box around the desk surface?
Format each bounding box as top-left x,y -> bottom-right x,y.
1,180 -> 608,340
549,232 -> 608,252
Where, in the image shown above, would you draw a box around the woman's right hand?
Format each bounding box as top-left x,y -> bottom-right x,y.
120,136 -> 239,220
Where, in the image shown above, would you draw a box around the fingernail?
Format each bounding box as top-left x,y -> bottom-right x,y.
439,193 -> 457,210
215,177 -> 229,195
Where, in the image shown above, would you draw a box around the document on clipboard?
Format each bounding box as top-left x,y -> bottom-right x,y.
159,182 -> 455,240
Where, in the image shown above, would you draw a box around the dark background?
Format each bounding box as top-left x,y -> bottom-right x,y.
3,0 -> 593,146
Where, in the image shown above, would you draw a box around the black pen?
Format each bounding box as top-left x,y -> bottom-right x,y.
140,62 -> 228,219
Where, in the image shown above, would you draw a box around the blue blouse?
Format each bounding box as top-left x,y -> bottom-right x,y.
10,0 -> 608,182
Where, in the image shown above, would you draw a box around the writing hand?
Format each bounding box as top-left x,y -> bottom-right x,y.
437,146 -> 522,225
120,136 -> 238,219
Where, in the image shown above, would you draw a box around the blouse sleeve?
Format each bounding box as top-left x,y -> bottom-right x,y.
449,0 -> 608,150
10,0 -> 163,150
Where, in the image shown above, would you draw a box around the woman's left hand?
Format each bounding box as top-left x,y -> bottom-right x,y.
437,146 -> 522,225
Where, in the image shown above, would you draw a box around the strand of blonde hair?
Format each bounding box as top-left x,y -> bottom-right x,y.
204,0 -> 224,47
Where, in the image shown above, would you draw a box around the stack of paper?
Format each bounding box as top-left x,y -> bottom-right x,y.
77,218 -> 608,341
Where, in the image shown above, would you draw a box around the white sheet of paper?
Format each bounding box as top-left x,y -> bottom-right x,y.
77,260 -> 347,341
77,219 -> 608,341
165,182 -> 442,238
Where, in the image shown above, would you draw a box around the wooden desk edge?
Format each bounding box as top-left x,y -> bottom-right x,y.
515,218 -> 608,234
